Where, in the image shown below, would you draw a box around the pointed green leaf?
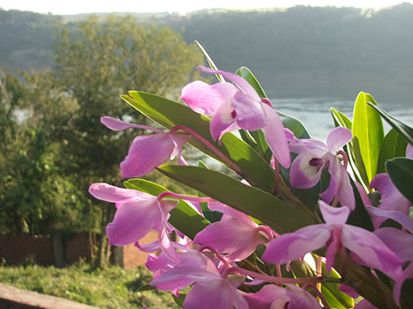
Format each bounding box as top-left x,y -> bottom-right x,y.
235,66 -> 267,98
347,178 -> 374,231
386,158 -> 413,204
121,91 -> 275,192
352,92 -> 384,186
157,165 -> 318,234
368,102 -> 413,146
195,40 -> 224,82
321,262 -> 354,309
331,107 -> 352,130
377,129 -> 408,174
278,111 -> 311,139
124,178 -> 209,239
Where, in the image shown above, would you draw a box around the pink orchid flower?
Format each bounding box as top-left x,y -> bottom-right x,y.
367,144 -> 413,231
243,284 -> 322,309
289,127 -> 355,210
262,201 -> 403,281
180,66 -> 290,168
101,116 -> 191,178
194,201 -> 273,262
88,183 -> 179,261
150,259 -> 248,309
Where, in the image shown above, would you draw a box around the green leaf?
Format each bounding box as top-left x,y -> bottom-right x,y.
158,165 -> 318,234
122,91 -> 275,193
386,158 -> 413,204
195,40 -> 224,82
352,92 -> 384,187
278,111 -> 311,139
321,262 -> 354,309
377,129 -> 408,174
235,66 -> 267,98
368,102 -> 413,146
346,178 -> 374,231
124,178 -> 209,239
330,107 -> 352,130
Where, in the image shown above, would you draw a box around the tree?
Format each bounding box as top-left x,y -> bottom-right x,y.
34,15 -> 204,266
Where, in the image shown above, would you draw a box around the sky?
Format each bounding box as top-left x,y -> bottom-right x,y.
0,0 -> 411,15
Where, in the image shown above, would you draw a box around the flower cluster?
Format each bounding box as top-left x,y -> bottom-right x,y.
90,66 -> 413,309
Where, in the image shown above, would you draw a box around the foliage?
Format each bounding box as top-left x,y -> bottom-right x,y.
0,264 -> 179,309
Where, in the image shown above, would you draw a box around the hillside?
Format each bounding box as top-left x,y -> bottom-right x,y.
1,4 -> 413,102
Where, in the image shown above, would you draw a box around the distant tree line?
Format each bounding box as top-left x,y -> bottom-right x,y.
2,4 -> 413,101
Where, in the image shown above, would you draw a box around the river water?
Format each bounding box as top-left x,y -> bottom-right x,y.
272,97 -> 413,141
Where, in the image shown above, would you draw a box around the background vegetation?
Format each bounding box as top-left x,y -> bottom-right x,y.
0,263 -> 179,308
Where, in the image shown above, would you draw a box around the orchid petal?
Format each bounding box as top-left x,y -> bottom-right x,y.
194,219 -> 263,262
370,173 -> 409,213
341,225 -> 403,281
231,91 -> 268,130
290,153 -> 325,188
319,201 -> 350,225
199,66 -> 259,100
210,99 -> 239,140
262,225 -> 331,265
184,279 -> 248,309
180,80 -> 238,114
106,199 -> 162,246
319,171 -> 338,204
326,127 -> 352,153
120,133 -> 174,178
393,262 -> 413,306
100,116 -> 163,133
208,201 -> 253,225
89,183 -> 151,203
406,143 -> 413,158
374,227 -> 413,262
244,285 -> 287,309
159,225 -> 179,263
261,104 -> 291,168
334,161 -> 356,210
366,206 -> 413,234
286,286 -> 323,309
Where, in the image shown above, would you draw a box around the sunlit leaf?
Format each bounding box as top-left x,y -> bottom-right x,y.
368,102 -> 413,146
124,178 -> 209,239
195,40 -> 224,82
122,91 -> 275,193
158,165 -> 318,234
352,92 -> 384,187
386,158 -> 413,204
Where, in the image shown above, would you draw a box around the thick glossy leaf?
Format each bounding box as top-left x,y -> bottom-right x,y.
121,91 -> 275,192
386,158 -> 413,204
346,178 -> 374,231
124,178 -> 209,239
235,66 -> 267,98
368,102 -> 413,146
352,92 -> 384,187
321,262 -> 354,309
330,107 -> 367,188
278,111 -> 311,139
195,40 -> 224,82
198,161 -> 222,223
377,129 -> 408,174
331,107 -> 352,130
157,165 -> 318,234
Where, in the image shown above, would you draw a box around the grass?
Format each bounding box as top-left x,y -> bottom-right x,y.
0,262 -> 180,309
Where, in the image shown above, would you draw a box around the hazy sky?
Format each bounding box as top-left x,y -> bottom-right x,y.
0,0 -> 411,15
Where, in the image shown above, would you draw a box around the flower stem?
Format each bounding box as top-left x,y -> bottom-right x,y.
170,125 -> 242,174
